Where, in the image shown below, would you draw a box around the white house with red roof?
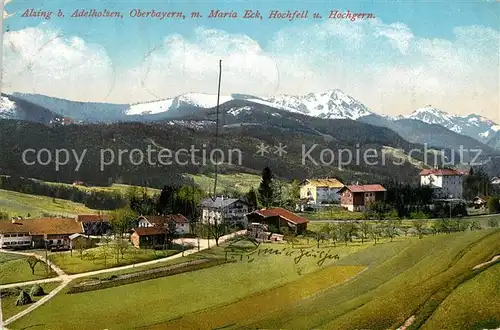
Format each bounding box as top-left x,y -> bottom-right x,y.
338,184 -> 387,212
420,168 -> 465,199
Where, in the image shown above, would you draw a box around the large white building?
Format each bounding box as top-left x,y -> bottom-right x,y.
420,168 -> 465,199
299,178 -> 344,205
200,197 -> 249,228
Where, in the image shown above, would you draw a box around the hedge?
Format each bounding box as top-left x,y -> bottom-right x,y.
67,258 -> 233,294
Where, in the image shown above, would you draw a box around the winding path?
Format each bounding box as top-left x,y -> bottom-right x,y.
0,230 -> 246,328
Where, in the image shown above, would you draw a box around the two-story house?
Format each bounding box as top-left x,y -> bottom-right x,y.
136,214 -> 190,235
420,168 -> 465,199
200,197 -> 249,228
338,184 -> 387,212
0,217 -> 84,250
299,178 -> 344,205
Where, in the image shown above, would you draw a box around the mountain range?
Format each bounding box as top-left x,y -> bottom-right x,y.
2,90 -> 499,152
2,88 -> 500,187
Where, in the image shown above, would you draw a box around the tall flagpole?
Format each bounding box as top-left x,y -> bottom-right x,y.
213,60 -> 222,198
0,0 -> 5,98
0,1 -> 6,326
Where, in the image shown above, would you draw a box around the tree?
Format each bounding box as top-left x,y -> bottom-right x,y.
369,201 -> 392,220
359,222 -> 371,244
0,210 -> 9,220
339,222 -> 356,245
164,220 -> 177,249
330,223 -> 339,247
245,187 -> 258,211
207,219 -> 226,247
413,219 -> 426,239
100,235 -> 112,267
156,185 -> 176,215
383,220 -> 400,242
272,180 -> 287,208
30,284 -> 46,297
26,256 -> 40,275
487,197 -> 500,214
110,207 -> 137,236
258,167 -> 274,208
288,179 -> 301,208
74,239 -> 86,260
370,225 -> 383,244
488,217 -> 499,228
469,220 -> 481,231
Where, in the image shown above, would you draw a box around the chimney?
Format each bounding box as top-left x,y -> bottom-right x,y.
11,218 -> 16,224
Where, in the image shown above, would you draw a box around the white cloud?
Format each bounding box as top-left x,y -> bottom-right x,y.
2,23 -> 115,100
2,19 -> 499,122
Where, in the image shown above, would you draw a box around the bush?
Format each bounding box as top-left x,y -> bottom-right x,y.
15,290 -> 33,306
487,218 -> 499,228
487,197 -> 500,214
30,284 -> 46,297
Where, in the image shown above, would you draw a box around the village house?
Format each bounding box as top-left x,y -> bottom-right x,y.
0,217 -> 84,250
420,168 -> 465,200
77,214 -> 111,236
339,184 -> 387,212
69,233 -> 98,250
299,178 -> 344,205
136,214 -> 191,235
200,197 -> 249,228
131,215 -> 191,249
472,196 -> 490,209
490,176 -> 500,185
130,226 -> 166,249
246,207 -> 309,234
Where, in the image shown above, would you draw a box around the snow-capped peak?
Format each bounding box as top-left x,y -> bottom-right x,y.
400,105 -> 500,142
0,95 -> 18,119
254,89 -> 373,120
175,92 -> 233,108
126,92 -> 233,116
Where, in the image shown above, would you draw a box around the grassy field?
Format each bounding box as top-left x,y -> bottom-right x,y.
5,229 -> 500,329
40,180 -> 161,196
46,244 -> 182,274
0,189 -> 99,217
420,262 -> 500,330
0,253 -> 56,285
241,229 -> 500,329
187,173 -> 262,194
36,173 -> 261,196
1,282 -> 60,321
8,239 -> 370,329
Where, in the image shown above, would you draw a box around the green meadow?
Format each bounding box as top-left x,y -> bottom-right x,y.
0,253 -> 56,285
8,229 -> 500,329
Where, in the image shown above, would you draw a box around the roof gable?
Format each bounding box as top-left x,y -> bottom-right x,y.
0,218 -> 84,235
420,169 -> 465,176
339,184 -> 386,193
302,178 -> 344,188
253,207 -> 308,225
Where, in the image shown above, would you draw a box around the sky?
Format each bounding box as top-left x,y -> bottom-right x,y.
1,0 -> 499,121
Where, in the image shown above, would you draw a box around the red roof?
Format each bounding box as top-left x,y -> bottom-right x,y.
254,207 -> 308,225
133,227 -> 164,236
341,184 -> 386,193
420,169 -> 465,176
0,218 -> 84,235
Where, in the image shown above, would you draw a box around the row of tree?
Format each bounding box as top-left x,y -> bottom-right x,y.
307,216 -> 498,248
